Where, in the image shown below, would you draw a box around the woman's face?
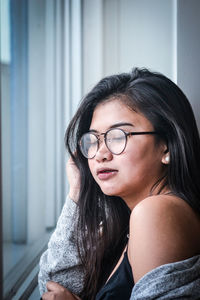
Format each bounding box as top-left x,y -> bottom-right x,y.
88,99 -> 167,209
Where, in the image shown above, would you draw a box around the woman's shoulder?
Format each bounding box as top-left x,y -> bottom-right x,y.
128,194 -> 200,283
131,193 -> 200,226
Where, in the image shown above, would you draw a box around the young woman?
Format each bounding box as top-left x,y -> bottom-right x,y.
39,68 -> 200,299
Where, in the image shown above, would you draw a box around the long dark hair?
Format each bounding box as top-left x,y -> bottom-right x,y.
65,68 -> 200,299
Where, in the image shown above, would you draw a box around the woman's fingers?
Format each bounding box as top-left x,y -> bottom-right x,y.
46,281 -> 66,292
42,281 -> 80,300
42,291 -> 54,299
66,157 -> 80,202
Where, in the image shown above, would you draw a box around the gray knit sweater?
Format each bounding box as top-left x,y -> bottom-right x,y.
131,254 -> 200,299
38,196 -> 84,296
38,196 -> 200,299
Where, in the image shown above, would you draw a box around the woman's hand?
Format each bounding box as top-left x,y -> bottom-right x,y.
42,281 -> 81,300
66,156 -> 80,203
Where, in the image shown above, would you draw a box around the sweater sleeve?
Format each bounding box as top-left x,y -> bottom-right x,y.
130,255 -> 200,299
38,196 -> 84,297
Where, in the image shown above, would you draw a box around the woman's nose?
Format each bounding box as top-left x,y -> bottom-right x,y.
95,139 -> 113,162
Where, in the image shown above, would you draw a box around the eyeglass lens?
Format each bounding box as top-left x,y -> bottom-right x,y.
80,129 -> 127,158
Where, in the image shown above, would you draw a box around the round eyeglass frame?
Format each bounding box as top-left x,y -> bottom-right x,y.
79,128 -> 159,159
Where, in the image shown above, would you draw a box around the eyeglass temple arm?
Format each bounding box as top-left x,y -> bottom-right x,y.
129,131 -> 158,136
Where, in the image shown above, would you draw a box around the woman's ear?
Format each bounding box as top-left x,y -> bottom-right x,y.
161,146 -> 170,164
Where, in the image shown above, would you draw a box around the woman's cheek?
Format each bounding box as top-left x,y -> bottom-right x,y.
88,161 -> 96,180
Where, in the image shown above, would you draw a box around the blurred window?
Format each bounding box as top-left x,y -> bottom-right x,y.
0,0 -> 82,298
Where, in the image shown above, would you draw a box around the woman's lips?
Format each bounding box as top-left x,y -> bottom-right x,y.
97,168 -> 118,180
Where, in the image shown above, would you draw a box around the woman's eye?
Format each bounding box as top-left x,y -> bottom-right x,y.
108,136 -> 124,142
89,140 -> 98,147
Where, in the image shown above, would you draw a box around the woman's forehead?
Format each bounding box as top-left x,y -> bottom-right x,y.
90,99 -> 153,131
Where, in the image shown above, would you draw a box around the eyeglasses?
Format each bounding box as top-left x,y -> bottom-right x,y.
79,128 -> 158,159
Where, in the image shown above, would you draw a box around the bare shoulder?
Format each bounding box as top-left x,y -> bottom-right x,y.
128,194 -> 200,283
130,194 -> 200,226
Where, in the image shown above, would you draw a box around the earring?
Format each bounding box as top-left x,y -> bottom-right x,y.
164,155 -> 170,164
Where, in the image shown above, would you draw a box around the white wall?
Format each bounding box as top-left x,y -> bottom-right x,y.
83,0 -> 200,130
177,0 -> 200,130
83,0 -> 103,94
83,0 -> 177,90
103,0 -> 176,80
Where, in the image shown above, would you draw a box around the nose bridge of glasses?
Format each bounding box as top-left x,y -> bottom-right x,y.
96,132 -> 107,149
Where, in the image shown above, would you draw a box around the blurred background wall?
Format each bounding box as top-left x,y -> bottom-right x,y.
83,0 -> 200,128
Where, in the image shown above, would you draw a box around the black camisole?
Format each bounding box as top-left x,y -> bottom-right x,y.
95,251 -> 134,299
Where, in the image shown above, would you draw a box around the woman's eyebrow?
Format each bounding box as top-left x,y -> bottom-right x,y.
110,122 -> 134,128
88,129 -> 98,133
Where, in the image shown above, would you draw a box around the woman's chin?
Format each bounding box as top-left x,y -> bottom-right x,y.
100,187 -> 119,197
